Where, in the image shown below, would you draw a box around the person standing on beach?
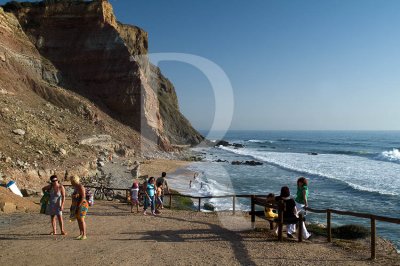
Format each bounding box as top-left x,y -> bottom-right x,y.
295,177 -> 309,213
70,175 -> 89,240
144,177 -> 156,216
130,182 -> 140,213
156,172 -> 169,208
42,175 -> 66,235
156,184 -> 163,211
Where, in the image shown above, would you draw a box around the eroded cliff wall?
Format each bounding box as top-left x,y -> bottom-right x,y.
5,0 -> 203,148
0,0 -> 203,190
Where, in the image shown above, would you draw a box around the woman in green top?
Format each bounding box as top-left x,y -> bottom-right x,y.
295,176 -> 309,210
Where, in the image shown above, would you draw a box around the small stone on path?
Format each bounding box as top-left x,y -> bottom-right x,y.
12,129 -> 25,136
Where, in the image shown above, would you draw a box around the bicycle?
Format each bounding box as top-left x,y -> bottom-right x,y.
94,183 -> 115,201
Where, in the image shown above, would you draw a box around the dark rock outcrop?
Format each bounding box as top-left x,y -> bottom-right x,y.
215,140 -> 244,148
231,160 -> 263,166
232,143 -> 244,148
215,140 -> 230,147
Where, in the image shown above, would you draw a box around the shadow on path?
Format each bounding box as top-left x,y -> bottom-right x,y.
114,215 -> 258,266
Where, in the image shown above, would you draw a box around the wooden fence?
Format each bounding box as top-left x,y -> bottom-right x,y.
64,185 -> 400,260
164,193 -> 400,260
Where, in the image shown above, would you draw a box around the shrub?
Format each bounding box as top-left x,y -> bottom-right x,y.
332,224 -> 370,239
168,189 -> 194,210
203,202 -> 215,211
308,223 -> 370,239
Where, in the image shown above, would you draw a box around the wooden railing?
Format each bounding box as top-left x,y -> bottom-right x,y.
64,186 -> 400,260
164,193 -> 400,260
306,206 -> 400,260
165,193 -> 254,212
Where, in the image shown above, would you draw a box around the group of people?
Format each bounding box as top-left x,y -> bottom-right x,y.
41,171 -> 310,240
42,175 -> 88,240
129,172 -> 169,216
41,171 -> 170,239
264,177 -> 311,240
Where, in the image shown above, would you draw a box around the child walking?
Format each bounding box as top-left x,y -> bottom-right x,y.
130,182 -> 139,213
156,184 -> 163,211
143,177 -> 156,216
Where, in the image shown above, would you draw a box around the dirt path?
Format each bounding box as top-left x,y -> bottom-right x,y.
0,200 -> 398,266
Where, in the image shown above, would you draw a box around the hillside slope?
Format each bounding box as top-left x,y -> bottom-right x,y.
0,0 -> 203,189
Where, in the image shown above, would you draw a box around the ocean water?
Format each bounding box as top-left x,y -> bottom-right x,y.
168,130 -> 400,250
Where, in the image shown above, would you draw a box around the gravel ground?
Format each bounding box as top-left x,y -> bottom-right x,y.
0,200 -> 399,266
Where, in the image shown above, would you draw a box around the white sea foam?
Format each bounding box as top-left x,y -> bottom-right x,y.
219,146 -> 400,196
168,164 -> 248,211
247,139 -> 260,143
248,139 -> 274,143
380,149 -> 400,162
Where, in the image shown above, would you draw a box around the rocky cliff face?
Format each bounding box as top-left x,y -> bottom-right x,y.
0,0 -> 203,189
4,0 -> 203,148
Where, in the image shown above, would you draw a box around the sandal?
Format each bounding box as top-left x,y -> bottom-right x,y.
61,231 -> 67,236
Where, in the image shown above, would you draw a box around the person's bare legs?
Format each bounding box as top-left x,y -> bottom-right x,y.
77,218 -> 86,236
77,219 -> 83,236
57,215 -> 66,235
81,218 -> 86,237
50,215 -> 56,234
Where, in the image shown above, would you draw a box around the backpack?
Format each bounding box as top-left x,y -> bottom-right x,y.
40,191 -> 50,214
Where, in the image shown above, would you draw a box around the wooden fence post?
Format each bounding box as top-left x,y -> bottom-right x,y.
298,213 -> 303,242
327,210 -> 332,243
371,217 -> 376,260
198,198 -> 201,212
251,195 -> 255,229
232,196 -> 236,215
278,200 -> 284,241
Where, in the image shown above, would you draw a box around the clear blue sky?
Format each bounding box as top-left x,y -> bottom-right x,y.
111,0 -> 400,131
3,0 -> 400,131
